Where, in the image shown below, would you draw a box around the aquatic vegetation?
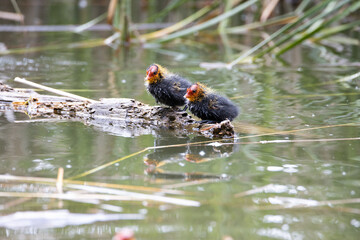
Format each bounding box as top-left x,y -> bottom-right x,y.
2,0 -> 359,67
1,1 -> 360,239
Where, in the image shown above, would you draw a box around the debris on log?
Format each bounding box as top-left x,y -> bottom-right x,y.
0,81 -> 235,138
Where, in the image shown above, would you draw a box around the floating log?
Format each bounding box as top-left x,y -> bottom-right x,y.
0,81 -> 235,138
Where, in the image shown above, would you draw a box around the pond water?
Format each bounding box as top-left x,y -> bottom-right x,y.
1,5 -> 360,240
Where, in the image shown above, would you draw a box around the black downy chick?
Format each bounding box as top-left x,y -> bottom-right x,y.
145,64 -> 192,108
184,83 -> 239,123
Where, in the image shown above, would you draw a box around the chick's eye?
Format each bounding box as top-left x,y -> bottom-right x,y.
147,65 -> 158,77
192,89 -> 196,93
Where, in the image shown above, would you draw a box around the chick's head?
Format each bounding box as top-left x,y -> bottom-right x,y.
145,64 -> 168,84
185,83 -> 206,102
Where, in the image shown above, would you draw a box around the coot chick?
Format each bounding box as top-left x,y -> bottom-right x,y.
145,63 -> 192,107
185,83 -> 239,123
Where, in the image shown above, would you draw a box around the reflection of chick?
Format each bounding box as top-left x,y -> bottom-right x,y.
185,83 -> 239,123
144,134 -> 239,181
186,136 -> 237,163
143,130 -> 189,167
145,63 -> 192,107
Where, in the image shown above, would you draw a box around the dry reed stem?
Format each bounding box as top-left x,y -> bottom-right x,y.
56,168 -> 64,194
162,179 -> 220,189
14,77 -> 97,103
140,4 -> 215,40
0,174 -> 185,195
235,184 -> 274,198
0,11 -> 24,22
261,0 -> 279,22
66,184 -> 200,206
0,197 -> 32,210
0,187 -> 200,207
107,0 -> 118,25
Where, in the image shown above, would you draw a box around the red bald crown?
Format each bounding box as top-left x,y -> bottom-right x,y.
146,65 -> 158,80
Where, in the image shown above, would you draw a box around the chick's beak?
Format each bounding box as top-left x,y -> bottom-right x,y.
184,89 -> 191,99
146,65 -> 158,81
145,71 -> 150,80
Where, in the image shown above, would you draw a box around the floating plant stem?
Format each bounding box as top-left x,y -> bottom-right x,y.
0,174 -> 185,195
67,148 -> 149,180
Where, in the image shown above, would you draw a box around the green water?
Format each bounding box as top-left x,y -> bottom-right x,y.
1,7 -> 360,240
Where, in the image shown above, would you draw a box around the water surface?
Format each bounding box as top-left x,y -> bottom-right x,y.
1,13 -> 360,240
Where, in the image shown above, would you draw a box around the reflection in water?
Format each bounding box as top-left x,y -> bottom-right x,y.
1,2 -> 360,239
144,131 -> 239,181
0,209 -> 144,229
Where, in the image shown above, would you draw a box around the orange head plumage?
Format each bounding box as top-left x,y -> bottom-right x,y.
145,63 -> 169,84
185,83 -> 208,102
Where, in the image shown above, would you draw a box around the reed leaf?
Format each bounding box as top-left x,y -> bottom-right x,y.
295,0 -> 312,14
227,0 -> 337,67
226,14 -> 297,34
0,38 -> 105,55
141,2 -> 218,40
74,12 -> 107,33
276,1 -> 360,56
304,71 -> 360,87
218,0 -> 234,33
312,20 -> 360,42
148,0 -> 191,22
153,0 -> 258,43
257,0 -> 351,57
324,36 -> 360,45
10,0 -> 21,14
